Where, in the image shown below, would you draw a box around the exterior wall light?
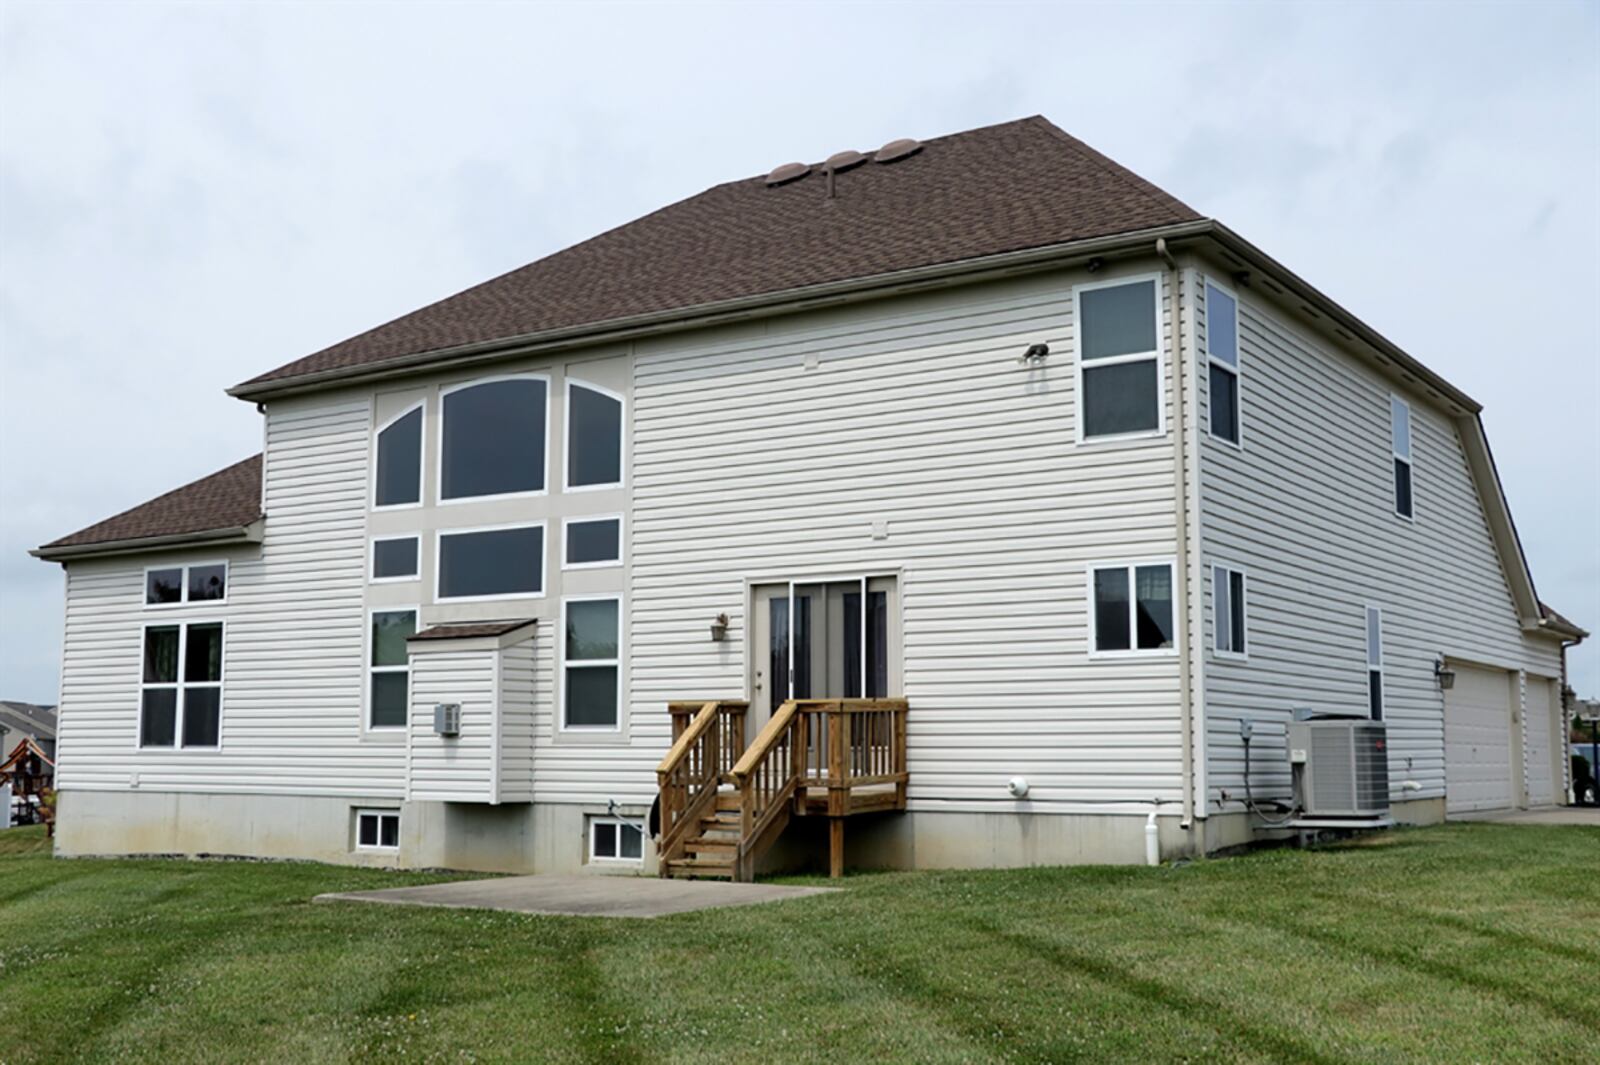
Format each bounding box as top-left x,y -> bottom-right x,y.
1434,658 -> 1456,691
709,613 -> 729,642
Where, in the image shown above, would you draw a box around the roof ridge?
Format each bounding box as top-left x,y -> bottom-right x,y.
1025,116 -> 1199,219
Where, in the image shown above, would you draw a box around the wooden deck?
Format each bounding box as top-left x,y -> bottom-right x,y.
656,699 -> 909,881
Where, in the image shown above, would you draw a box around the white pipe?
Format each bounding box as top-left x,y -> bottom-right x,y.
1145,810 -> 1161,867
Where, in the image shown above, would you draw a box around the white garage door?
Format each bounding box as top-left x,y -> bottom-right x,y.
1523,678 -> 1559,807
1445,663 -> 1514,814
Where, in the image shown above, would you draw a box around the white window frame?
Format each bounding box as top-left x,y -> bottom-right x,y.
371,402 -> 424,512
588,816 -> 644,864
369,534 -> 422,584
563,378 -> 626,493
366,605 -> 417,733
142,560 -> 230,609
436,372 -> 551,506
1365,605 -> 1384,721
1073,273 -> 1167,444
560,594 -> 623,733
434,521 -> 548,603
561,514 -> 625,571
354,808 -> 401,852
1086,559 -> 1179,659
1390,394 -> 1414,522
1204,279 -> 1243,448
137,618 -> 226,750
1211,563 -> 1248,659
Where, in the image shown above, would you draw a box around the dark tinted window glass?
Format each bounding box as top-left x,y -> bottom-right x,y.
442,379 -> 547,499
566,519 -> 620,565
1394,458 -> 1413,518
593,821 -> 616,857
439,526 -> 544,598
1229,570 -> 1247,654
359,814 -> 378,847
1209,364 -> 1239,443
769,598 -> 789,709
370,672 -> 408,728
140,689 -> 177,746
1368,669 -> 1383,720
842,590 -> 889,698
182,687 -> 221,746
379,814 -> 399,848
144,626 -> 180,683
188,564 -> 226,601
146,568 -> 183,604
1206,283 -> 1238,367
372,537 -> 419,579
567,599 -> 618,660
371,611 -> 415,667
375,407 -> 422,507
185,623 -> 223,683
1135,565 -> 1174,650
619,823 -> 643,859
566,666 -> 618,727
1083,360 -> 1159,437
568,384 -> 622,487
1080,280 -> 1157,360
1094,568 -> 1130,652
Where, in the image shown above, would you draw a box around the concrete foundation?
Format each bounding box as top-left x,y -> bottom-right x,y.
55,789 -> 1447,876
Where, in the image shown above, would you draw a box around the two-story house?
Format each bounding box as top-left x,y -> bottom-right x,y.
33,117 -> 1583,879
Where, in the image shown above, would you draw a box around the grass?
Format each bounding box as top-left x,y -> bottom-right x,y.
0,824 -> 1596,1063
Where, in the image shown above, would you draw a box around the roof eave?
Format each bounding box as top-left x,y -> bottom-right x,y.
30,518 -> 264,564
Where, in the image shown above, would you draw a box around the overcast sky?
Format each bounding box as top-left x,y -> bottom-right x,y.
2,1 -> 1597,702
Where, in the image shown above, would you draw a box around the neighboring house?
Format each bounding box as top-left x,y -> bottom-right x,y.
0,700 -> 57,762
32,117 -> 1585,878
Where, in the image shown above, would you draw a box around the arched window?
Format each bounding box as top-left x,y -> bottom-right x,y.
373,405 -> 422,508
440,376 -> 548,501
566,381 -> 622,489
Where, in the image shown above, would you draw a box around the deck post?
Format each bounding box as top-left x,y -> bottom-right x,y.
829,816 -> 844,879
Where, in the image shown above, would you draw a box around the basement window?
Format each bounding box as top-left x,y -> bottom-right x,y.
140,621 -> 223,748
440,375 -> 548,501
1206,281 -> 1241,445
1391,396 -> 1413,519
566,381 -> 624,489
355,809 -> 400,851
1090,562 -> 1175,655
145,562 -> 228,606
1213,565 -> 1247,657
374,405 -> 423,509
1075,276 -> 1163,440
590,817 -> 643,862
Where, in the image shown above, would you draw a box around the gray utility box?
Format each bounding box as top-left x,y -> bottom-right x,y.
1289,715 -> 1390,818
433,703 -> 461,737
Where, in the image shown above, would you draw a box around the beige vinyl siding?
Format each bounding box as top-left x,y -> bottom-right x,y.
407,646 -> 497,803
627,267 -> 1184,812
1194,271 -> 1561,807
56,394 -> 398,795
499,641 -> 537,801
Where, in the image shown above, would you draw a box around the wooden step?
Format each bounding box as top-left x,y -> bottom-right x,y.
684,838 -> 737,855
714,794 -> 743,812
665,857 -> 734,879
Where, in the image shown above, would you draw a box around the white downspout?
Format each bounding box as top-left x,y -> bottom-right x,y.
1145,809 -> 1161,866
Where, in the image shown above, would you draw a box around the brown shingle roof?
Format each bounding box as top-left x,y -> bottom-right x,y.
236,116 -> 1198,391
38,454 -> 263,552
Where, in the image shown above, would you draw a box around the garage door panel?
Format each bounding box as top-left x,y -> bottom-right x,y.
1524,679 -> 1557,807
1445,664 -> 1513,815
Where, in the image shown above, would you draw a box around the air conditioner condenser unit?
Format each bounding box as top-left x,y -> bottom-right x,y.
1288,716 -> 1390,819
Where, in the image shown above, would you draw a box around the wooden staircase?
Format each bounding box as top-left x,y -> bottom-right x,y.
656,698 -> 908,881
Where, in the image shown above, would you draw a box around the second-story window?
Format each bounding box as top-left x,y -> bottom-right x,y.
374,406 -> 422,508
440,376 -> 548,501
1076,276 -> 1162,440
1391,396 -> 1413,519
566,381 -> 623,489
1206,281 -> 1240,444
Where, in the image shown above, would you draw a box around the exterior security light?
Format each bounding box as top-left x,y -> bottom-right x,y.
1434,658 -> 1456,690
709,613 -> 730,642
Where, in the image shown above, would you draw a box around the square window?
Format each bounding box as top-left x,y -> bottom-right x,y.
372,537 -> 420,581
356,810 -> 400,851
1082,360 -> 1160,437
590,818 -> 643,862
1080,280 -> 1157,360
146,568 -> 183,605
371,611 -> 415,668
188,564 -> 227,602
370,672 -> 409,729
1091,563 -> 1175,655
565,518 -> 621,567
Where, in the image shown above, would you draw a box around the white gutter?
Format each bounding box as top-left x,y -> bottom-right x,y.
30,519 -> 264,564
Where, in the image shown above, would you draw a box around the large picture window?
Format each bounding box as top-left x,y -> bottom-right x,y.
440,376 -> 548,501
369,609 -> 415,729
1076,276 -> 1163,440
140,621 -> 223,747
566,381 -> 623,489
437,525 -> 545,600
1090,562 -> 1175,655
374,405 -> 422,508
563,597 -> 620,730
1206,281 -> 1240,444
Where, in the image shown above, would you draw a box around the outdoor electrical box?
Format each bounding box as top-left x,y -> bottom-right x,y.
433,702 -> 461,737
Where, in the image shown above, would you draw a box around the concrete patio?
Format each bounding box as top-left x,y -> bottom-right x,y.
1453,806 -> 1600,826
316,874 -> 836,918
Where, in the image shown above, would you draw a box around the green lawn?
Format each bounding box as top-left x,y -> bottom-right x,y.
0,824 -> 1596,1063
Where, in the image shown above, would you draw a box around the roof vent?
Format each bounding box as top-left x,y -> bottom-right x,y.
765,161 -> 810,187
824,149 -> 867,173
873,137 -> 922,164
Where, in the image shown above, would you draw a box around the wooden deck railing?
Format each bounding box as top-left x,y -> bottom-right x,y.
728,700 -> 802,881
657,700 -> 748,866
